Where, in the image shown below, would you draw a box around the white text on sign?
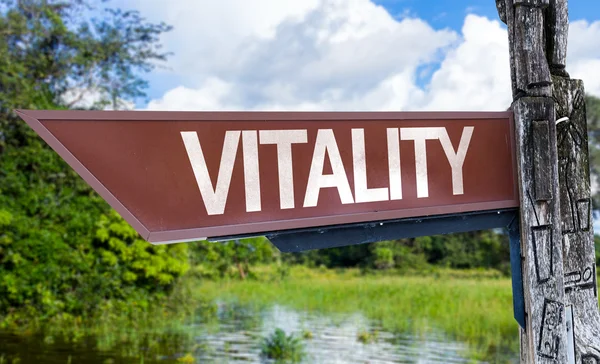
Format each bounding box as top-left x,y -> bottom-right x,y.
181,127 -> 474,215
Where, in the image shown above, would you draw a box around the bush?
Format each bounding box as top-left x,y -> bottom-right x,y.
260,328 -> 305,362
94,210 -> 190,296
188,237 -> 277,280
373,247 -> 394,270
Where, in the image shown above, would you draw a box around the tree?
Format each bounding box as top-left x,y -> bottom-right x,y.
189,238 -> 277,279
0,0 -> 181,316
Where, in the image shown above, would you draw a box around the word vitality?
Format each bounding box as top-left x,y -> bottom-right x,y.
181,127 -> 474,215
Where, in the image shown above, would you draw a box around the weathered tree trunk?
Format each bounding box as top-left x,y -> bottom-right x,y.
555,75 -> 600,363
497,0 -> 600,362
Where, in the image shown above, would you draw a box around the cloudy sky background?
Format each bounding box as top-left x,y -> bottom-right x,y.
106,0 -> 600,112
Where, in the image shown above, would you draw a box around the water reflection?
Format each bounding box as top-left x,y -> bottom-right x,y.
0,302 -> 507,363
196,302 -> 479,363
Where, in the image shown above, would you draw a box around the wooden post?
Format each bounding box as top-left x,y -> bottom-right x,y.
555,57 -> 600,364
497,0 -> 600,362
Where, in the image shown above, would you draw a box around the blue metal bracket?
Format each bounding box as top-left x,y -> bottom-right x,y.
508,214 -> 526,329
263,209 -> 517,252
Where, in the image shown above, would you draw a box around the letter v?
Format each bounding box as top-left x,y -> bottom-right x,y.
181,131 -> 240,215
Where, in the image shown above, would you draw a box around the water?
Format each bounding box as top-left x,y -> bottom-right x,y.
0,303 -> 500,363
197,303 -> 477,363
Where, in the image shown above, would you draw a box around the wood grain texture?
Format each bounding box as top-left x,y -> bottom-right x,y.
533,120 -> 552,201
547,0 -> 569,75
555,75 -> 600,362
514,97 -> 568,364
514,5 -> 552,95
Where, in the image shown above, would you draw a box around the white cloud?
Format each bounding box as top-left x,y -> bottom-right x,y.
143,0 -> 457,111
130,0 -> 600,112
61,87 -> 134,110
147,78 -> 235,110
114,0 -> 320,81
568,20 -> 600,61
569,20 -> 600,96
420,14 -> 511,111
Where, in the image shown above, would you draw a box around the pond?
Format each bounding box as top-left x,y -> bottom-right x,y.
0,302 -> 516,363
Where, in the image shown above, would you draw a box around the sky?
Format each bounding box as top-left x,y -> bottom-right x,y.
99,0 -> 600,112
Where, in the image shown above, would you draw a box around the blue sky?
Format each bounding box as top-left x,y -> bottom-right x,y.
375,0 -> 600,27
89,0 -> 600,112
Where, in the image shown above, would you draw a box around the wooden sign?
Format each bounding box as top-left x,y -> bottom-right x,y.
16,110 -> 518,244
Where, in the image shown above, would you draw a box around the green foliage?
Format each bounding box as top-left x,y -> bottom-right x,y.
283,243 -> 371,268
586,95 -> 600,209
189,237 -> 277,279
94,210 -> 190,296
260,328 -> 305,362
587,95 -> 600,129
176,353 -> 195,363
284,230 -> 509,273
0,275 -> 218,362
0,0 -> 184,318
420,231 -> 510,270
373,246 -> 394,270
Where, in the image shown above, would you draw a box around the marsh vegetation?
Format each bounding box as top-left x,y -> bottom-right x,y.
0,267 -> 519,363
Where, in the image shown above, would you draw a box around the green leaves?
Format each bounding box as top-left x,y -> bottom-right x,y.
95,210 -> 190,294
283,230 -> 510,273
189,237 -> 277,279
0,0 -> 179,319
0,0 -> 171,115
260,328 -> 305,362
0,210 -> 12,227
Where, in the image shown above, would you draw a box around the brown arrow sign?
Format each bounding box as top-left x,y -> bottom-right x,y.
16,109 -> 518,244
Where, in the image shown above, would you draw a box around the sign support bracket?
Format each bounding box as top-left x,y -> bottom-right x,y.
509,213 -> 526,329
208,208 -> 518,253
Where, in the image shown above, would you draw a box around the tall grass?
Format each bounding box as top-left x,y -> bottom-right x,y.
193,266 -> 518,361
